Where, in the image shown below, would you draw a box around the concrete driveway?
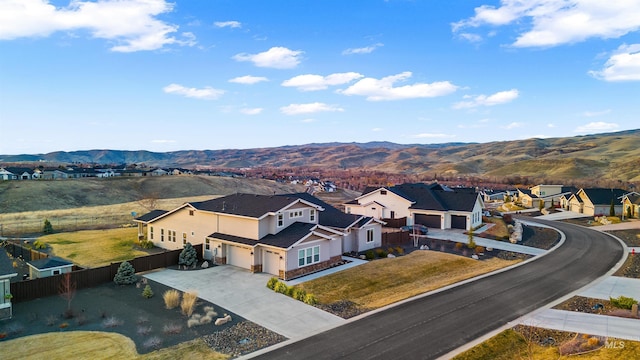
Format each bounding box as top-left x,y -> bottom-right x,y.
143,266 -> 345,340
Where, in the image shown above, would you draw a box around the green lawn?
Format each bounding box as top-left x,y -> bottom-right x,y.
39,227 -> 149,267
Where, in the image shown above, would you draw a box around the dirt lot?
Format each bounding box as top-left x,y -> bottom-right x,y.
606,229 -> 640,247
553,295 -> 639,319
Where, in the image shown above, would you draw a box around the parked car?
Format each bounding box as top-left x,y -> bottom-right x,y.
400,224 -> 428,234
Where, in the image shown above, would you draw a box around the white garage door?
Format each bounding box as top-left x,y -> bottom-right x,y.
226,244 -> 252,269
263,249 -> 281,276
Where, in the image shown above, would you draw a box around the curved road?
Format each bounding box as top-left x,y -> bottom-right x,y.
254,219 -> 624,360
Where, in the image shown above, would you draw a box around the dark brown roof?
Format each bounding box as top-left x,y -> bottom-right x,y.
135,210 -> 169,222
191,193 -> 314,218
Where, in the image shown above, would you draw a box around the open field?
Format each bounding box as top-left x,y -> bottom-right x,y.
39,227 -> 148,267
297,251 -> 520,311
479,217 -> 509,239
453,327 -> 640,360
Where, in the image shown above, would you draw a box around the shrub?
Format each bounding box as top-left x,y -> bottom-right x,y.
455,242 -> 464,250
387,247 -> 395,255
102,316 -> 123,328
475,246 -> 485,254
137,326 -> 152,336
181,291 -> 198,316
274,281 -> 289,294
587,337 -> 600,347
163,289 -> 181,309
179,243 -> 198,269
292,288 -> 307,301
304,293 -> 318,305
142,284 -> 154,299
33,240 -> 47,250
43,219 -> 54,234
143,336 -> 162,350
266,277 -> 279,290
365,250 -> 375,260
395,247 -> 404,255
113,261 -> 137,285
163,323 -> 183,334
375,248 -> 388,258
136,316 -> 149,325
610,295 -> 637,310
187,318 -> 200,328
139,240 -> 154,249
199,315 -> 213,325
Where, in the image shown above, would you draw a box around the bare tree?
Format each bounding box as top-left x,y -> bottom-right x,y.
59,272 -> 76,317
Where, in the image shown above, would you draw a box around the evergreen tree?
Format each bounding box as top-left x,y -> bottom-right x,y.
43,219 -> 54,234
142,284 -> 154,298
179,242 -> 198,269
114,261 -> 137,285
609,199 -> 616,217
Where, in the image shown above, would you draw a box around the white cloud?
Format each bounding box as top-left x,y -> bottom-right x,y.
280,102 -> 344,115
410,133 -> 455,139
342,43 -> 383,55
214,21 -> 241,29
458,33 -> 483,43
547,123 -> 556,128
339,72 -> 457,101
282,72 -> 363,91
453,89 -> 519,109
240,108 -> 263,115
453,1 -> 640,48
0,0 -> 194,52
575,121 -> 619,133
583,109 -> 612,117
229,75 -> 268,84
233,47 -> 303,69
502,122 -> 524,129
151,139 -> 176,143
163,83 -> 224,100
589,44 -> 640,81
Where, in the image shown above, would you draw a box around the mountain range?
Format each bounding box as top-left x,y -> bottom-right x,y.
1,129 -> 639,182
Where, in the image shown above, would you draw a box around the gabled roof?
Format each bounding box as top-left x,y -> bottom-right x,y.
190,193 -> 322,219
135,210 -> 169,222
27,258 -> 73,270
279,193 -> 373,229
561,186 -> 578,194
625,194 -> 640,205
0,248 -> 18,277
210,222 -> 330,249
5,167 -> 34,174
580,188 -> 628,205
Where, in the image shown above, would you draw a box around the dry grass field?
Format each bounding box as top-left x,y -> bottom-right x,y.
297,251 -> 520,310
1,332 -> 227,360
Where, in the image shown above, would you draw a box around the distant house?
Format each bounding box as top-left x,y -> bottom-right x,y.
0,168 -> 16,180
5,167 -> 35,180
567,188 -> 628,216
27,258 -> 74,279
150,168 -> 168,176
344,183 -> 483,230
622,192 -> 640,219
134,193 -> 382,280
0,249 -> 18,319
516,185 -> 576,209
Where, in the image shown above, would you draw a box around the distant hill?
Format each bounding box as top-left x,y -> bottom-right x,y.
1,129 -> 639,182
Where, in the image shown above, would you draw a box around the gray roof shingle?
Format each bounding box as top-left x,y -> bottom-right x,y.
191,193 -> 311,218
27,258 -> 73,270
209,222 -> 317,249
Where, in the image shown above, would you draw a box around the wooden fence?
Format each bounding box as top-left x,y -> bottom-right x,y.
381,231 -> 411,247
381,217 -> 407,228
10,244 -> 202,303
4,241 -> 48,262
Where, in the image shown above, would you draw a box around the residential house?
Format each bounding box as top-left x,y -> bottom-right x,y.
622,192 -> 640,219
150,168 -> 168,176
0,248 -> 17,320
344,183 -> 484,230
517,185 -> 576,209
480,189 -> 516,202
134,193 -> 382,280
26,258 -> 74,279
568,188 -> 628,216
4,167 -> 35,180
0,168 -> 17,180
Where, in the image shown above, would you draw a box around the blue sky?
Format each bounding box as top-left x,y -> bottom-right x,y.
1,0 -> 639,155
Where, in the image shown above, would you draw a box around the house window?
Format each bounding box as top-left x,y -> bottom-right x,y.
150,226 -> 154,240
189,210 -> 194,216
366,229 -> 374,243
298,246 -> 320,267
390,211 -> 395,219
289,210 -> 303,218
380,190 -> 387,195
277,214 -> 284,227
172,230 -> 177,242
346,207 -> 351,214
310,209 -> 316,222
182,232 -> 187,244
160,229 -> 164,242
53,269 -> 61,275
205,239 -> 210,250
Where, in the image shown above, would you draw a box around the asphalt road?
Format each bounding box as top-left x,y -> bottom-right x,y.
254,219 -> 625,360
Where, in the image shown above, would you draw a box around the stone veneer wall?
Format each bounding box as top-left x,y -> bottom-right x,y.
214,256 -> 227,265
281,255 -> 342,280
250,264 -> 263,273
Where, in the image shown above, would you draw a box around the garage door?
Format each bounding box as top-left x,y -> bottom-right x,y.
263,249 -> 281,276
451,215 -> 467,229
226,244 -> 252,269
415,214 -> 441,228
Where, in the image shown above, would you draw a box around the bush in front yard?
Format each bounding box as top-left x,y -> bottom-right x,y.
266,277 -> 279,290
113,261 -> 137,285
610,295 -> 637,310
179,243 -> 198,269
142,284 -> 154,299
163,289 -> 181,309
181,291 -> 198,316
274,281 -> 289,294
365,250 -> 375,260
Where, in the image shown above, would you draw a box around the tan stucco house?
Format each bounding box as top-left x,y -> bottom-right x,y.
516,185 -> 576,209
567,188 -> 627,216
622,193 -> 640,219
135,193 -> 382,280
344,183 -> 484,231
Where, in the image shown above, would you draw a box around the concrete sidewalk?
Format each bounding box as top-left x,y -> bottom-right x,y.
593,220 -> 640,231
579,276 -> 640,301
535,211 -> 592,221
519,309 -> 640,342
144,266 -> 345,340
427,228 -> 545,256
284,256 -> 368,286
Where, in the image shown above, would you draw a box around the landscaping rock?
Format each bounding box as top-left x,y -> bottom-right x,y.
203,321 -> 287,357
